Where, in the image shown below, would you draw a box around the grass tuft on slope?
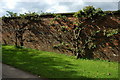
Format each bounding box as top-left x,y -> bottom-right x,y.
2,45 -> 119,78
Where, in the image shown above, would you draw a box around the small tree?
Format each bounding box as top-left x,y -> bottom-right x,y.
3,11 -> 31,48
51,6 -> 108,59
6,18 -> 29,48
72,6 -> 107,59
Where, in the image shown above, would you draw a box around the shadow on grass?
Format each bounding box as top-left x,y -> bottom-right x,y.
2,46 -> 115,80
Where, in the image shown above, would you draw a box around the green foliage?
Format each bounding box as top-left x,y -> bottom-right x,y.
24,12 -> 39,16
88,42 -> 97,49
104,29 -> 119,37
74,6 -> 106,19
60,26 -> 69,32
53,42 -> 68,49
53,43 -> 63,49
19,12 -> 39,19
6,11 -> 18,17
40,12 -> 53,15
2,11 -> 53,20
49,20 -> 55,26
54,14 -> 62,18
73,10 -> 85,18
95,8 -> 105,16
83,6 -> 96,18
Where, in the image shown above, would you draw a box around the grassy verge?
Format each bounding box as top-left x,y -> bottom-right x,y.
2,45 -> 119,78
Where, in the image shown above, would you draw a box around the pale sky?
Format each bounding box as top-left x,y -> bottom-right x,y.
0,0 -> 119,17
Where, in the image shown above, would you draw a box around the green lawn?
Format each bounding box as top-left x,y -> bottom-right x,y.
2,45 -> 119,79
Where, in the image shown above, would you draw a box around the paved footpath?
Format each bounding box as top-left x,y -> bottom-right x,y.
1,63 -> 48,80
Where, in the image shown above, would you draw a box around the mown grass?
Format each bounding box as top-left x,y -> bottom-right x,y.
2,45 -> 119,79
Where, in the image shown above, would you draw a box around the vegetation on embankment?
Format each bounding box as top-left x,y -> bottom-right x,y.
2,6 -> 120,61
2,45 -> 119,78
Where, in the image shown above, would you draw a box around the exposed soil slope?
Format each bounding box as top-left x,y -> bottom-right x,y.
2,12 -> 120,61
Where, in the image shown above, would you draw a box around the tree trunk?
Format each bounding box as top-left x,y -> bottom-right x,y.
76,52 -> 83,59
15,32 -> 18,47
20,36 -> 23,46
84,48 -> 94,59
3,39 -> 7,45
